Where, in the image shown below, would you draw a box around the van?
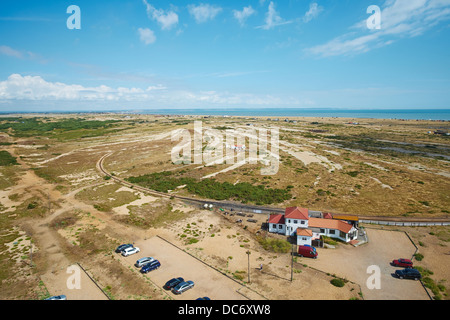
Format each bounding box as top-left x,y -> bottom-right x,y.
135,257 -> 155,268
298,245 -> 318,259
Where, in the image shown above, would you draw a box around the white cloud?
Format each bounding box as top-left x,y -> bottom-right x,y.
305,0 -> 450,57
188,3 -> 222,23
138,28 -> 156,45
0,45 -> 43,62
257,1 -> 292,30
0,45 -> 24,59
143,0 -> 179,30
303,3 -> 323,23
233,6 -> 256,26
0,74 -> 164,101
0,74 -> 309,109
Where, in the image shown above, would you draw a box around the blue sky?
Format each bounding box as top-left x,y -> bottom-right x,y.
0,0 -> 449,112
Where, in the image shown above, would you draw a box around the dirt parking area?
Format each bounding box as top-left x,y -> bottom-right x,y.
307,227 -> 430,300
117,236 -> 253,300
41,264 -> 108,300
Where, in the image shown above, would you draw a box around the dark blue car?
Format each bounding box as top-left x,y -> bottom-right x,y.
115,244 -> 133,253
140,260 -> 160,274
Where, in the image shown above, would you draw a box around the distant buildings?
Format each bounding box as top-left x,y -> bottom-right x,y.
225,144 -> 246,152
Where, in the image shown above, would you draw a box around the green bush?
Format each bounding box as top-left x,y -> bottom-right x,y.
126,171 -> 292,205
414,253 -> 424,261
330,278 -> 345,287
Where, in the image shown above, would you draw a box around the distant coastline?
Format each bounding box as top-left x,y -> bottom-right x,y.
1,108 -> 449,121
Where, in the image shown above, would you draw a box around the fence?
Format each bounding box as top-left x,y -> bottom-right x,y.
360,219 -> 450,227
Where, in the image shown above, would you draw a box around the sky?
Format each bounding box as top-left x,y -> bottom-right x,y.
0,0 -> 449,112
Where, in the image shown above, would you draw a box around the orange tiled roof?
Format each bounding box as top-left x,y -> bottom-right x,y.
308,217 -> 353,234
268,214 -> 285,224
285,207 -> 309,220
296,229 -> 313,237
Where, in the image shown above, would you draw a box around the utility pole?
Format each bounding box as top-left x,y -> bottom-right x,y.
30,240 -> 33,268
48,190 -> 51,215
291,244 -> 294,282
246,250 -> 251,284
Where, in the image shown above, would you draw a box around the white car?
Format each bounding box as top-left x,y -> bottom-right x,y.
122,246 -> 140,257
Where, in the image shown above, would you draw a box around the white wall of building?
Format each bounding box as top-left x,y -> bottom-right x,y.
269,223 -> 285,235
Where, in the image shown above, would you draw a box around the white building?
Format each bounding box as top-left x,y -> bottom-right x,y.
268,207 -> 358,246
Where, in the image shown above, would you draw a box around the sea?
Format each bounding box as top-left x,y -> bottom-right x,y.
135,108 -> 450,121
1,108 -> 449,121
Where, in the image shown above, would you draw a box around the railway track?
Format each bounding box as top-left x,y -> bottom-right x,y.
97,153 -> 450,227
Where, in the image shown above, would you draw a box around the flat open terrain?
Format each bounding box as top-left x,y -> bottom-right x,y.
0,114 -> 448,300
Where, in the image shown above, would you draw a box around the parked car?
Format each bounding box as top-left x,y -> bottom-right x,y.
298,245 -> 318,259
395,268 -> 422,280
135,257 -> 155,268
392,258 -> 413,268
164,277 -> 184,290
122,246 -> 140,257
45,295 -> 67,300
115,244 -> 133,253
140,260 -> 160,273
172,280 -> 194,295
196,297 -> 211,300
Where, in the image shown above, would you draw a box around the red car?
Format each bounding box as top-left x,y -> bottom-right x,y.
392,258 -> 413,268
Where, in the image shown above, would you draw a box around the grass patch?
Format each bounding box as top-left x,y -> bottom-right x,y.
257,237 -> 291,253
0,150 -> 18,166
75,184 -> 139,213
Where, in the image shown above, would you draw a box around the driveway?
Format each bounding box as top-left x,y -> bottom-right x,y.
305,227 -> 430,300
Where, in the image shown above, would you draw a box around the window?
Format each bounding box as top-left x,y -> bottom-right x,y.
320,228 -> 325,233
329,229 -> 335,235
278,224 -> 283,229
302,237 -> 307,241
301,220 -> 305,225
293,220 -> 297,224
287,219 -> 290,223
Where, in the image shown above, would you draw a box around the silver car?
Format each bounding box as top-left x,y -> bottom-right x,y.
171,281 -> 194,295
135,257 -> 155,268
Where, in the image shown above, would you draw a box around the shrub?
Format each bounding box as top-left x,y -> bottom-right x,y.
330,278 -> 345,287
346,171 -> 359,177
258,237 -> 291,253
0,151 -> 18,166
414,253 -> 424,261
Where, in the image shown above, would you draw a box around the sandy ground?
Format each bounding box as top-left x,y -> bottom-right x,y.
1,117 -> 448,300
1,160 -> 440,300
41,264 -> 108,300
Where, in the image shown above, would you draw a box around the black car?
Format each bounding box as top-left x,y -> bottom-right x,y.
164,277 -> 184,290
395,268 -> 422,280
115,244 -> 133,253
